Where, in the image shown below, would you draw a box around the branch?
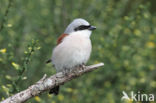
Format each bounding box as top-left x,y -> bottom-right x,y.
0,0 -> 13,32
1,63 -> 104,103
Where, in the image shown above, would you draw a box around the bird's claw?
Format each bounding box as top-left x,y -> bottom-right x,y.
71,63 -> 86,76
78,63 -> 86,71
62,68 -> 70,76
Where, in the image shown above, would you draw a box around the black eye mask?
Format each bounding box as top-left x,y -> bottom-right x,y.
74,25 -> 91,31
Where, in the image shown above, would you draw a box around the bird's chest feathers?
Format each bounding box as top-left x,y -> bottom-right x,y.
63,32 -> 92,51
52,31 -> 92,71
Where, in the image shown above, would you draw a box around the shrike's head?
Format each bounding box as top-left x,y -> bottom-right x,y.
64,18 -> 96,34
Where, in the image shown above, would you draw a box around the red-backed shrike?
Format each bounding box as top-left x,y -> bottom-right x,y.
48,18 -> 96,95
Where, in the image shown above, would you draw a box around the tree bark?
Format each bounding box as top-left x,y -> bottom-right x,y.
1,63 -> 104,103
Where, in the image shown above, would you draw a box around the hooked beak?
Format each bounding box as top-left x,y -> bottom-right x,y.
88,26 -> 96,31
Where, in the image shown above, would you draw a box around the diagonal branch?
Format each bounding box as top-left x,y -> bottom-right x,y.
0,0 -> 13,32
0,63 -> 104,103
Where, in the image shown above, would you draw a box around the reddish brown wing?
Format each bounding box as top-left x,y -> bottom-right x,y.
57,34 -> 68,45
46,34 -> 68,64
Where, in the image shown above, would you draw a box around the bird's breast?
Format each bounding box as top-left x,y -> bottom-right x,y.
63,34 -> 92,52
52,33 -> 92,72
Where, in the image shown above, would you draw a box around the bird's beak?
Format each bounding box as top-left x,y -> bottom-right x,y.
88,26 -> 96,31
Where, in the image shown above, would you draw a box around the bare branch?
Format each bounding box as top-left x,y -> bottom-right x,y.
0,0 -> 13,32
1,63 -> 104,103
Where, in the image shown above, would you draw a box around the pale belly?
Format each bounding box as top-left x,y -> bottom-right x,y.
52,35 -> 92,72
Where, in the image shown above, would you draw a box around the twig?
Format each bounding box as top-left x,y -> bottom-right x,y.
0,0 -> 13,32
0,63 -> 104,103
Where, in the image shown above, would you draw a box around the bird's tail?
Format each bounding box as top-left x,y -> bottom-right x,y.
49,86 -> 60,95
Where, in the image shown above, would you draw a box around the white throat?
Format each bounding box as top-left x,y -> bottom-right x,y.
70,30 -> 92,38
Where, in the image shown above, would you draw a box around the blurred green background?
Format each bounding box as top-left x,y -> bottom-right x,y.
0,0 -> 156,103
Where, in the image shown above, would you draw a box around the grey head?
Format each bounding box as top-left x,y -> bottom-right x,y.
64,18 -> 96,34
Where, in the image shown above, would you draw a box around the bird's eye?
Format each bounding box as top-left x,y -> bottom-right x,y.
74,25 -> 91,31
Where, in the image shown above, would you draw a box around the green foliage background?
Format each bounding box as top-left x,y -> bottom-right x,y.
0,0 -> 156,103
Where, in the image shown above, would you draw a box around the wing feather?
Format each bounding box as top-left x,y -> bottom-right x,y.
57,34 -> 68,45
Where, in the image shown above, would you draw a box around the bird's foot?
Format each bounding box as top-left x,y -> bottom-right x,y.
62,68 -> 70,76
80,63 -> 86,70
77,63 -> 86,71
72,68 -> 80,76
71,63 -> 86,76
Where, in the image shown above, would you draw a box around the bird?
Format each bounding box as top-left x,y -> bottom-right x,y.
47,18 -> 96,95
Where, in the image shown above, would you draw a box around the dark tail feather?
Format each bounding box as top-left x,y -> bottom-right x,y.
49,86 -> 60,95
